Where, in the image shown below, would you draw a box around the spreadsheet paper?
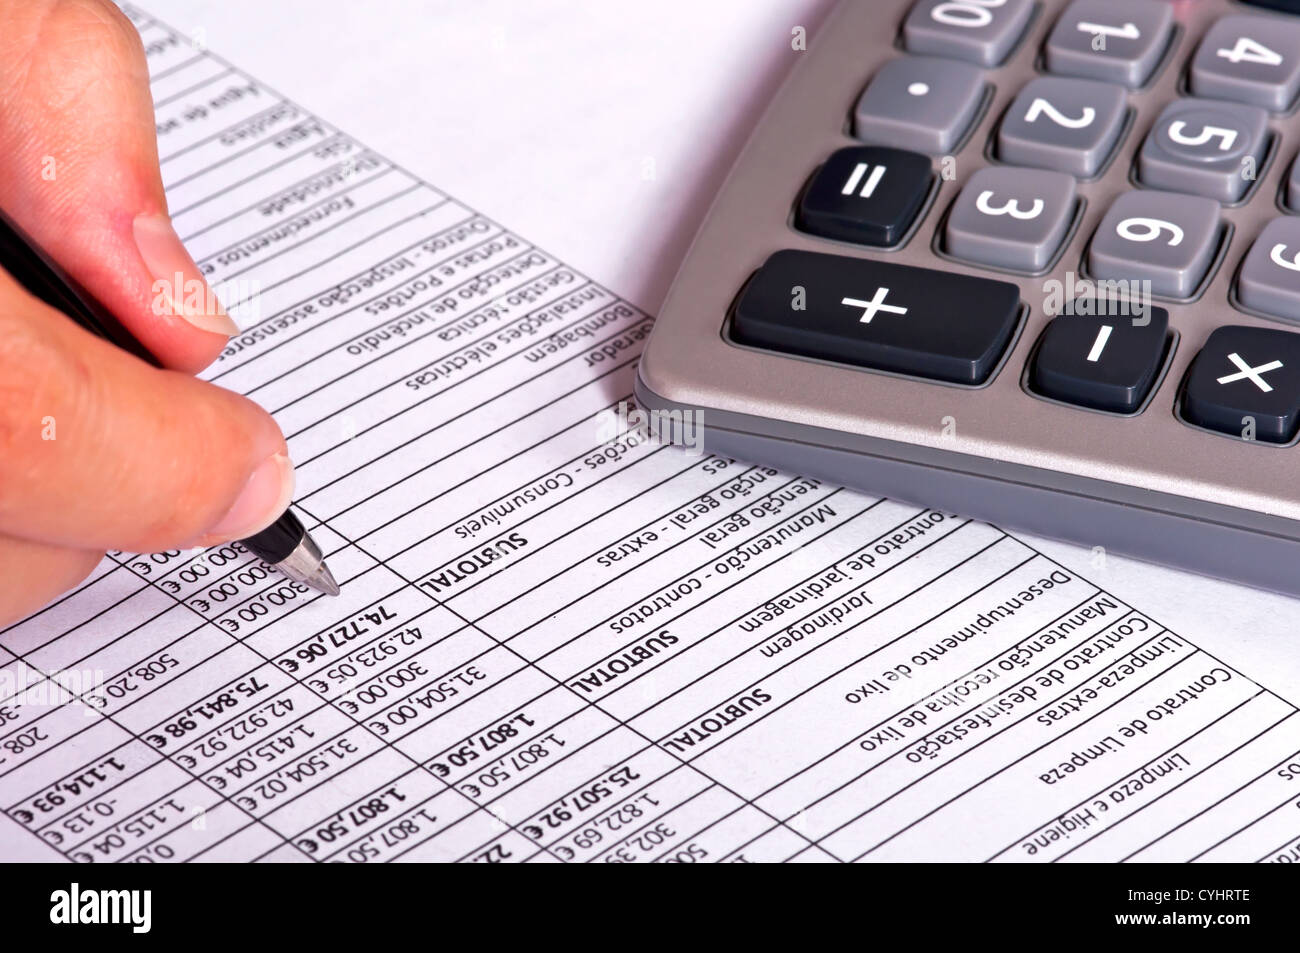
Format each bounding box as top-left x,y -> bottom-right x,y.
1,3 -> 1299,863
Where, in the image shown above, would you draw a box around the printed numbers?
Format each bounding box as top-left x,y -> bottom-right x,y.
1117,216 -> 1184,246
931,0 -> 1007,29
1077,21 -> 1140,42
1270,243 -> 1300,271
976,189 -> 1044,220
1024,97 -> 1096,129
1216,36 -> 1283,67
1166,120 -> 1238,152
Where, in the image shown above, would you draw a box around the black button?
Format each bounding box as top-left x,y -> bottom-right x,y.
1241,1 -> 1300,13
731,249 -> 1020,384
796,146 -> 932,247
1030,302 -> 1169,413
1181,326 -> 1300,443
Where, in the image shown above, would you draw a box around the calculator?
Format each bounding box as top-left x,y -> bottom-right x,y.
636,0 -> 1300,597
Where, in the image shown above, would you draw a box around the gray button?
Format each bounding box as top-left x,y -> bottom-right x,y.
945,166 -> 1077,271
1189,15 -> 1300,111
1137,98 -> 1270,202
903,0 -> 1036,67
853,56 -> 985,155
1237,217 -> 1300,321
1089,191 -> 1221,298
997,76 -> 1128,177
1044,0 -> 1173,88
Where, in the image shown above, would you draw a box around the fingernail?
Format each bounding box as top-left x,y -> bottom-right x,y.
133,213 -> 240,337
203,453 -> 295,542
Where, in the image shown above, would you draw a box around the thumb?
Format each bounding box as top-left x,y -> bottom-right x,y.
0,0 -> 237,374
0,273 -> 292,553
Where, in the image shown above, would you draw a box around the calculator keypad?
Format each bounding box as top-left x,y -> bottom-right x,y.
1089,191 -> 1221,299
902,0 -> 1036,67
1188,15 -> 1300,111
743,0 -> 1300,439
1043,0 -> 1173,88
797,146 -> 932,246
996,76 -> 1128,177
1030,303 -> 1169,413
853,55 -> 985,154
944,166 -> 1077,271
1136,99 -> 1270,203
1181,326 -> 1300,442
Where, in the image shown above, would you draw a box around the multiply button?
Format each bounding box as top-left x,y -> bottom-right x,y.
797,146 -> 932,247
731,249 -> 1021,384
1181,325 -> 1300,442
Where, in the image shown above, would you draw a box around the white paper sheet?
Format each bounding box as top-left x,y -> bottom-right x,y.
0,1 -> 1297,863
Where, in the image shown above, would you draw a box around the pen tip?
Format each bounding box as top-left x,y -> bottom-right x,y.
307,561 -> 341,597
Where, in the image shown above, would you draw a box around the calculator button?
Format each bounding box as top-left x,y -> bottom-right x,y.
1088,191 -> 1221,298
1181,325 -> 1300,442
1030,303 -> 1169,413
796,146 -> 932,247
1044,0 -> 1173,88
1237,218 -> 1300,321
902,0 -> 1036,67
1189,15 -> 1300,112
1136,99 -> 1270,203
996,76 -> 1127,177
853,56 -> 985,155
944,166 -> 1076,272
1241,1 -> 1300,12
732,249 -> 1020,385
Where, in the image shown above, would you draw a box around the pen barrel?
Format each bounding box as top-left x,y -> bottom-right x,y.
240,509 -> 306,565
0,210 -> 160,366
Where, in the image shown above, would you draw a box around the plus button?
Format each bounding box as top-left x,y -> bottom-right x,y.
841,286 -> 908,324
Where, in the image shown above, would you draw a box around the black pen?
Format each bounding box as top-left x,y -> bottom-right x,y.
0,209 -> 339,597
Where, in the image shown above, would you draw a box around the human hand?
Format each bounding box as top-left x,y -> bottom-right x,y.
0,0 -> 293,625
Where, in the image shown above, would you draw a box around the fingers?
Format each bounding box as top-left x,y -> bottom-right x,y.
0,0 -> 237,374
0,272 -> 293,554
0,533 -> 102,628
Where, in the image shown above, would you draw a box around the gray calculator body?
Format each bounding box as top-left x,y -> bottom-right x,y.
636,0 -> 1300,597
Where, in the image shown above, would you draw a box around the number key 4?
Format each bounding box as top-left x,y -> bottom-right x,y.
1190,15 -> 1300,111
